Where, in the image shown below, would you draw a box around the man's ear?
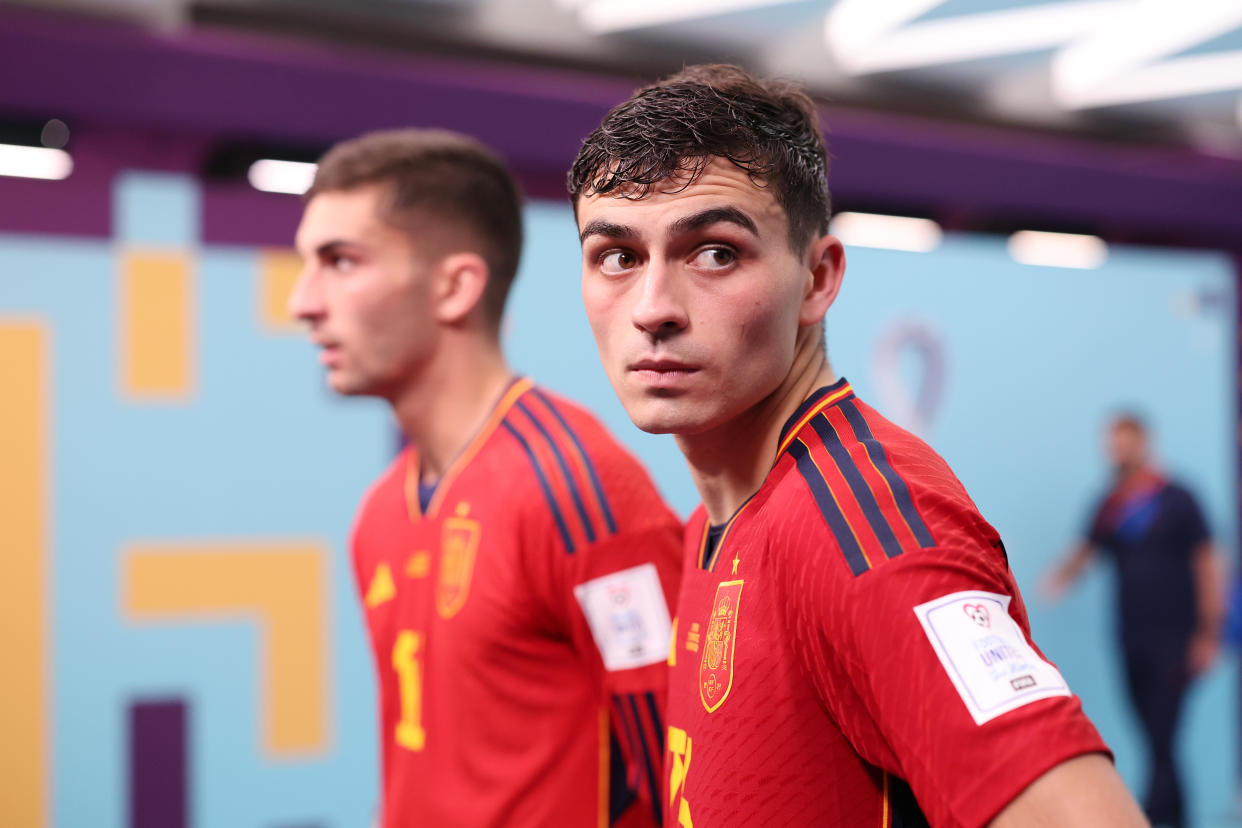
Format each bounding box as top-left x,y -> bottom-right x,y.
434,252 -> 490,325
799,234 -> 845,326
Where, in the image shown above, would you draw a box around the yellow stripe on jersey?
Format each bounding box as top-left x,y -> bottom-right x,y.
776,382 -> 855,457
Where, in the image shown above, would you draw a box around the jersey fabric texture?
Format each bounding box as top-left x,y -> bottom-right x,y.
1087,472 -> 1210,646
352,377 -> 683,828
664,379 -> 1107,828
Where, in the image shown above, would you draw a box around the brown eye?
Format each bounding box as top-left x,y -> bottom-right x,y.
691,247 -> 736,271
600,250 -> 638,275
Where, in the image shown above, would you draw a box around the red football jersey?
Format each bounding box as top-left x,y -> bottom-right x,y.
664,379 -> 1108,828
352,377 -> 682,827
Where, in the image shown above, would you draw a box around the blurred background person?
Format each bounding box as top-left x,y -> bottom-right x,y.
1044,413 -> 1226,828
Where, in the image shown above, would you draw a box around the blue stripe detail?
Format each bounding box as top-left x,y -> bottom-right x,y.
532,389 -> 618,534
788,439 -> 871,576
608,728 -> 637,824
515,399 -> 597,543
777,378 -> 853,447
810,416 -> 905,562
644,692 -> 664,757
501,419 -> 576,553
625,694 -> 661,826
839,400 -> 935,548
889,775 -> 930,828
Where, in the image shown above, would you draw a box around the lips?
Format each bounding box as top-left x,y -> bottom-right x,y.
628,357 -> 700,389
629,358 -> 699,374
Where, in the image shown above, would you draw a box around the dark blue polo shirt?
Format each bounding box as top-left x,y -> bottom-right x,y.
1088,476 -> 1210,648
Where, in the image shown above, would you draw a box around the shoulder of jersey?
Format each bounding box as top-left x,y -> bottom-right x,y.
773,394 -> 986,578
493,384 -> 670,554
353,448 -> 409,524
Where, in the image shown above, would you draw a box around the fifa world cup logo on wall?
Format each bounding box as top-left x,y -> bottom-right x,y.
700,580 -> 743,713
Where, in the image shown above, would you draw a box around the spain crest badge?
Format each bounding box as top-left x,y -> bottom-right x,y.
700,579 -> 743,712
436,502 -> 480,619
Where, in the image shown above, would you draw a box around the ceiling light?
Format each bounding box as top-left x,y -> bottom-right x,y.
248,159 -> 317,195
1052,3 -> 1242,109
829,212 -> 942,252
579,0 -> 794,34
1007,230 -> 1107,269
826,0 -> 1127,76
0,144 -> 73,180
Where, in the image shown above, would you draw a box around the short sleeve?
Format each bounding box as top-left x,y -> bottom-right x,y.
788,543 -> 1108,828
1171,485 -> 1211,550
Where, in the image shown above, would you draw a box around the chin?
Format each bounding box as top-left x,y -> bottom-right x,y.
622,395 -> 712,436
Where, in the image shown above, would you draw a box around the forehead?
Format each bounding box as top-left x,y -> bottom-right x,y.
295,184 -> 389,248
575,158 -> 786,235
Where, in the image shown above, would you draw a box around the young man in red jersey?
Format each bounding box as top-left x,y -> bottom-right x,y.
290,128 -> 681,827
570,66 -> 1147,827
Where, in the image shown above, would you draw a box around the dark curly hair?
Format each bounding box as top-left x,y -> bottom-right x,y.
568,64 -> 830,251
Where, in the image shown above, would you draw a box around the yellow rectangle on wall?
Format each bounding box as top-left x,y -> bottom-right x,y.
0,322 -> 48,826
259,249 -> 303,332
125,544 -> 329,755
122,251 -> 193,396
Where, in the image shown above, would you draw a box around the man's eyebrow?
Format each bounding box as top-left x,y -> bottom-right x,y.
311,240 -> 351,256
668,206 -> 758,238
579,219 -> 635,244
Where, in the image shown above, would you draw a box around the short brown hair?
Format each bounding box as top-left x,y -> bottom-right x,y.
309,128 -> 523,326
568,64 -> 830,251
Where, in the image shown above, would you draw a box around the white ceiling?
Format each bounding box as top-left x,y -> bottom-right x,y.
9,0 -> 1242,152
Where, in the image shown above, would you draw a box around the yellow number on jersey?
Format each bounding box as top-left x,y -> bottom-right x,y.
392,630 -> 426,751
668,726 -> 693,827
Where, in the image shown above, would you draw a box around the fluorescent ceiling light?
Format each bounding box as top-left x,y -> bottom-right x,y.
248,159 -> 317,195
1007,230 -> 1107,269
829,212 -> 942,252
579,0 -> 794,34
0,144 -> 73,180
826,0 -> 1127,76
1052,1 -> 1242,109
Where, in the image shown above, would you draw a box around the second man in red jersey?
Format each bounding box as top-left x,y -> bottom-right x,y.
290,129 -> 682,827
570,65 -> 1147,827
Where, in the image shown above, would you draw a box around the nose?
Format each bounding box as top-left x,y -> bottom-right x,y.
631,261 -> 688,337
287,265 -> 323,323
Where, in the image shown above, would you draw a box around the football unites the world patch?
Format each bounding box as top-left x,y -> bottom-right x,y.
914,590 -> 1070,725
573,563 -> 673,671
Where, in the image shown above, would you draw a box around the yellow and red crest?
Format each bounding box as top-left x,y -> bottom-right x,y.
436,502 -> 480,619
700,579 -> 743,713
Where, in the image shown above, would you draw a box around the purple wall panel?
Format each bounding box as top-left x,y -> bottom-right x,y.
129,698 -> 188,828
1,6 -> 1241,249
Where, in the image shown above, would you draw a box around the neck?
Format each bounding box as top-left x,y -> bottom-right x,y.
677,332 -> 835,525
391,329 -> 512,481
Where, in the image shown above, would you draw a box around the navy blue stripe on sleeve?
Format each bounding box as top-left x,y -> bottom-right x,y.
625,693 -> 662,826
532,388 -> 619,534
608,727 -> 637,824
810,416 -> 905,562
788,438 -> 871,576
644,691 -> 664,757
500,419 -> 576,553
515,399 -> 597,543
838,400 -> 935,548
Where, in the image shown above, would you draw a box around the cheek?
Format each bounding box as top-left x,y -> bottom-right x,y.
581,281 -> 622,351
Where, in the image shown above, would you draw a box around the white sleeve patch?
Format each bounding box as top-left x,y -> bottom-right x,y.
574,563 -> 673,671
913,590 -> 1071,725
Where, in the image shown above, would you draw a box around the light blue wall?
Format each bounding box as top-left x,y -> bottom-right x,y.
5,182 -> 1236,827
